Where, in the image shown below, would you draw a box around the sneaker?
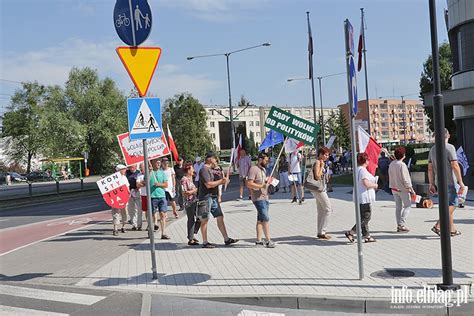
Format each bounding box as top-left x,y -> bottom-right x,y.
202,242 -> 216,249
154,225 -> 159,231
248,196 -> 252,200
224,238 -> 239,246
137,226 -> 142,231
301,197 -> 305,202
397,226 -> 410,233
113,230 -> 118,236
255,241 -> 264,246
121,228 -> 127,233
265,240 -> 276,248
131,226 -> 137,231
291,197 -> 297,203
317,234 -> 332,240
236,197 -> 242,201
161,235 -> 170,240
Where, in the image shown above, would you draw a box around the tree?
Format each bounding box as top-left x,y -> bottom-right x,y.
163,93 -> 214,160
1,82 -> 47,172
65,67 -> 127,174
248,131 -> 258,156
237,95 -> 250,107
419,42 -> 455,140
332,108 -> 351,150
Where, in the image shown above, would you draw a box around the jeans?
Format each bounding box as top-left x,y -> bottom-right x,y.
253,200 -> 270,222
351,203 -> 372,237
186,203 -> 201,240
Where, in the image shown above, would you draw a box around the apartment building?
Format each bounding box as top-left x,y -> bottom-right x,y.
338,99 -> 431,145
204,105 -> 338,150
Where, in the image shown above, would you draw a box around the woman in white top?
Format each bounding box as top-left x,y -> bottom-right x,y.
345,152 -> 378,243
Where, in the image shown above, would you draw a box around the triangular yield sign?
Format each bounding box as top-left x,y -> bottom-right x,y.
116,47 -> 162,97
131,99 -> 162,135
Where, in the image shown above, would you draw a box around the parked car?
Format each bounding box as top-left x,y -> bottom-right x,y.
26,171 -> 53,182
8,172 -> 28,182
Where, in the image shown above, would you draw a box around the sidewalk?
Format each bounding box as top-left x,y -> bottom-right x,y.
76,187 -> 473,313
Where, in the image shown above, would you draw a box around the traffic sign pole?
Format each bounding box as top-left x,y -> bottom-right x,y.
143,139 -> 158,279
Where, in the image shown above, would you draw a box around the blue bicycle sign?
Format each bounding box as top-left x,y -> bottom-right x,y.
113,0 -> 152,46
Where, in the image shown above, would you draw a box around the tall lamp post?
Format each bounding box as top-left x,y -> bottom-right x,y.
187,43 -> 271,152
288,72 -> 345,146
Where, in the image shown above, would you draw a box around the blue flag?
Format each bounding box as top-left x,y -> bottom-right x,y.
456,146 -> 469,176
259,130 -> 284,151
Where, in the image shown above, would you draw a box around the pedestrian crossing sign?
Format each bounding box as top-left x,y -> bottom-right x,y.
127,97 -> 162,140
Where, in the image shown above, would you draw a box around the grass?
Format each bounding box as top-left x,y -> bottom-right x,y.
332,173 -> 353,186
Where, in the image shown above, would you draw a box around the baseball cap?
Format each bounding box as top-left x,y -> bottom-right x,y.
115,164 -> 127,171
161,157 -> 169,162
206,151 -> 217,159
195,156 -> 201,162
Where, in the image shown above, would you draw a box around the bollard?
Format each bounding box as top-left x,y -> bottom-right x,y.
80,178 -> 84,191
28,182 -> 33,197
56,180 -> 60,195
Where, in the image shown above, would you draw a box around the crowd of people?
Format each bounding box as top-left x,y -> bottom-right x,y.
109,128 -> 466,248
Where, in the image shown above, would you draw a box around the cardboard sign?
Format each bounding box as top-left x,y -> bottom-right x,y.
117,132 -> 170,165
97,172 -> 130,208
264,106 -> 319,145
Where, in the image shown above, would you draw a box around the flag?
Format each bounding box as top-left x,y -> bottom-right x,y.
456,146 -> 469,176
235,134 -> 243,163
259,130 -> 284,151
284,137 -> 304,154
358,126 -> 381,176
307,13 -> 314,79
357,20 -> 364,71
167,124 -> 179,162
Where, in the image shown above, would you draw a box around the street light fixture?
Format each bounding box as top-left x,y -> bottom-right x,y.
187,43 -> 271,153
287,72 -> 345,146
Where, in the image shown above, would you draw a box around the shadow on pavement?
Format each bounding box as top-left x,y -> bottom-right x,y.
92,272 -> 212,286
0,273 -> 52,282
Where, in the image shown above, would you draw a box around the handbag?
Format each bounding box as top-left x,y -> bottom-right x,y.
304,162 -> 324,192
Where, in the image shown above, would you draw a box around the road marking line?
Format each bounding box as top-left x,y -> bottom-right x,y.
0,305 -> 68,316
0,285 -> 106,305
68,204 -> 99,211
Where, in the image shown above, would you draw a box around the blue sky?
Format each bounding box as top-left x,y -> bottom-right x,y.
0,0 -> 449,115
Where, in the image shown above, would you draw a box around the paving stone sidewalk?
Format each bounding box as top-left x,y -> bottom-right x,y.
77,187 -> 473,302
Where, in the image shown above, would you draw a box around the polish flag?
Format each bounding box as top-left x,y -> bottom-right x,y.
358,126 -> 381,176
357,22 -> 364,72
167,124 -> 179,162
235,134 -> 242,162
284,137 -> 304,153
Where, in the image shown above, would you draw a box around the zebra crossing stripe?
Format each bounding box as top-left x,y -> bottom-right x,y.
0,305 -> 68,316
0,285 -> 106,305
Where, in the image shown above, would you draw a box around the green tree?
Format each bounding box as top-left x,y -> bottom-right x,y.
419,42 -> 455,139
237,95 -> 250,107
163,93 -> 214,160
333,108 -> 350,150
65,67 -> 127,174
248,131 -> 258,156
2,82 -> 47,172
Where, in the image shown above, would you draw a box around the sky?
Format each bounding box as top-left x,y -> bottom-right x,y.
0,0 -> 449,116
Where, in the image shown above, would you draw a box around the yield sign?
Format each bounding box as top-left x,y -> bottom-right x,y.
116,46 -> 162,97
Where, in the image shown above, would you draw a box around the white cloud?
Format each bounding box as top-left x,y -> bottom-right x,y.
0,38 -> 222,104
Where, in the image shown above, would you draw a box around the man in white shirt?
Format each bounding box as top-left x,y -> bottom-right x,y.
287,151 -> 304,203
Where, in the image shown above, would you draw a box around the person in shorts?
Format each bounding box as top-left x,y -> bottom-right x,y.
236,148 -> 252,200
161,157 -> 179,219
288,150 -> 304,203
247,152 -> 275,248
149,158 -> 170,239
198,152 -> 239,248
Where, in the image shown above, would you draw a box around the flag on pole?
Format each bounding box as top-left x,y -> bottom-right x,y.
307,12 -> 314,79
456,146 -> 469,176
259,130 -> 284,151
235,134 -> 243,163
357,126 -> 381,176
167,124 -> 179,162
284,137 -> 304,154
357,19 -> 364,72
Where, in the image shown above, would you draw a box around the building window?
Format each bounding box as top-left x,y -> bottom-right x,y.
256,121 -> 259,126
211,133 -> 216,140
210,122 -> 215,128
249,110 -> 253,116
249,121 -> 254,127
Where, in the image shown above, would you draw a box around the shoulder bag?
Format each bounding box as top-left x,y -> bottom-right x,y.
304,162 -> 324,192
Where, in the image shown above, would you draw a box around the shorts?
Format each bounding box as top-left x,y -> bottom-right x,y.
239,176 -> 247,185
253,200 -> 270,222
289,173 -> 302,186
165,191 -> 175,202
141,196 -> 147,212
448,185 -> 458,206
200,196 -> 224,220
151,197 -> 168,213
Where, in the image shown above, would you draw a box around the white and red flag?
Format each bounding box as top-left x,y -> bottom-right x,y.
284,137 -> 304,154
357,126 -> 381,176
234,134 -> 243,162
167,124 -> 179,162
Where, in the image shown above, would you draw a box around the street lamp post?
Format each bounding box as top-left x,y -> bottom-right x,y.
288,72 -> 344,146
187,43 -> 271,152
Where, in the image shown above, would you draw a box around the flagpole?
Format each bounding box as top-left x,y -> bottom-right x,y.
306,12 -> 320,147
361,8 -> 371,134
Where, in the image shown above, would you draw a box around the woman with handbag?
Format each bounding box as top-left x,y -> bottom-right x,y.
181,162 -> 201,246
309,147 -> 333,240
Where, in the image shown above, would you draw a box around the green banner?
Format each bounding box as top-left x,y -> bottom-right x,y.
264,106 -> 320,145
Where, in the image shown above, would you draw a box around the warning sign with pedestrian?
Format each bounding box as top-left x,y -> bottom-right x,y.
127,97 -> 162,140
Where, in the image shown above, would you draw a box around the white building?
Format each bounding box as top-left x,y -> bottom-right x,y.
204,105 -> 338,150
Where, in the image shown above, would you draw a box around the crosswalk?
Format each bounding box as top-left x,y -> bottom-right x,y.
0,284 -> 107,316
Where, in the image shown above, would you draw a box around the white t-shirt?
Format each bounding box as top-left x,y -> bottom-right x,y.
287,152 -> 301,173
162,168 -> 175,196
137,174 -> 146,197
357,166 -> 376,204
193,162 -> 203,181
